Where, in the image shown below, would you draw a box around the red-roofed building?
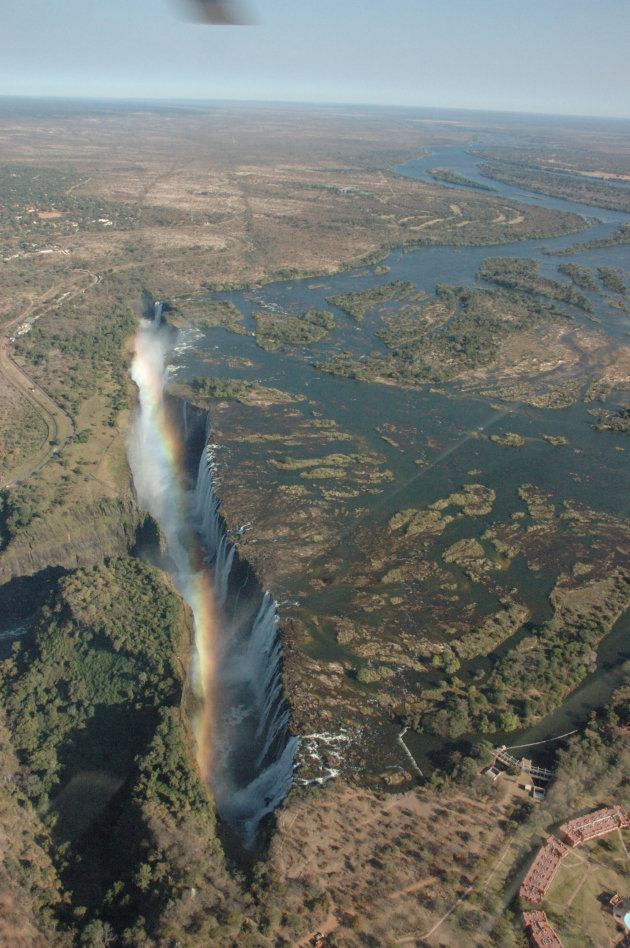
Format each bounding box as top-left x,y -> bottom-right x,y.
519,836 -> 568,905
523,910 -> 565,948
558,806 -> 630,847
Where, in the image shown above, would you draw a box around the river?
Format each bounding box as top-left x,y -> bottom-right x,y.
171,145 -> 630,777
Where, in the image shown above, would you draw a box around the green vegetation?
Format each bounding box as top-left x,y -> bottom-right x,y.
0,482 -> 52,548
479,161 -> 630,213
0,557 -> 238,943
425,167 -> 494,191
0,163 -> 139,236
317,280 -> 562,386
413,571 -> 630,739
547,221 -> 630,256
184,376 -> 301,404
0,395 -> 48,480
590,406 -> 630,433
478,257 -> 593,313
253,308 -> 334,350
327,281 -> 416,321
12,272 -> 139,420
451,604 -> 529,662
597,266 -> 628,296
0,713 -> 63,943
1,557 -> 186,803
557,263 -> 598,291
0,557 -> 274,946
171,298 -> 246,333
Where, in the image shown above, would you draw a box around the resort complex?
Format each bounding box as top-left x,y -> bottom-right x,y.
520,807 -> 630,947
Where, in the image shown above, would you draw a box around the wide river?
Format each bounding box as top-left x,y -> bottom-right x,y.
173,147 -> 630,773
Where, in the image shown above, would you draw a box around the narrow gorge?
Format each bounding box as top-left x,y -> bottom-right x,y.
128,308 -> 297,845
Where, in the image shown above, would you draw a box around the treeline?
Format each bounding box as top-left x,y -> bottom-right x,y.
327,281 -> 415,321
598,266 -> 628,296
478,257 -> 594,313
253,308 -> 335,350
425,167 -> 494,191
0,163 -> 138,234
556,263 -> 627,298
406,571 -> 630,741
478,161 -> 630,214
591,406 -> 630,434
558,263 -> 598,291
316,279 -> 562,387
547,221 -> 630,256
0,557 -> 258,946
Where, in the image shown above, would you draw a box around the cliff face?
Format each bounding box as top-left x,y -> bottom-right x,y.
0,494 -> 142,584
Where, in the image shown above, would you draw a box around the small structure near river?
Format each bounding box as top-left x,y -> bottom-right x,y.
487,745 -> 554,801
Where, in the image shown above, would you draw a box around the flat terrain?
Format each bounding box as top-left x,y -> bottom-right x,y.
0,103 -> 591,573
546,832 -> 630,947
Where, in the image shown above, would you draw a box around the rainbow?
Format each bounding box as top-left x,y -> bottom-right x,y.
130,322 -> 218,784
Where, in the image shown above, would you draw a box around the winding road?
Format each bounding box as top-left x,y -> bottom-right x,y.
0,270 -> 99,488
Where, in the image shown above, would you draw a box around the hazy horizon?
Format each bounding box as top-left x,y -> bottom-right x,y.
2,93 -> 630,127
3,0 -> 629,120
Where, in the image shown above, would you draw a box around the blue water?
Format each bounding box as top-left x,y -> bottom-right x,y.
397,146 -> 630,224
172,151 -> 630,776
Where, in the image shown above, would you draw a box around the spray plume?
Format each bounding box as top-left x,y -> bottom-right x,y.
129,309 -> 297,845
128,312 -> 218,780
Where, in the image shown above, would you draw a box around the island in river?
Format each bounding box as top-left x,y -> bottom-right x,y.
0,99 -> 629,947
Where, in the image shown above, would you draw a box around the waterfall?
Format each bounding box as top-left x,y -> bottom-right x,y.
128,315 -> 297,847
153,300 -> 163,325
214,534 -> 236,608
193,438 -> 299,845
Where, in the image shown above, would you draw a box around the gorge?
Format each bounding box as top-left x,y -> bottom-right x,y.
128,309 -> 297,845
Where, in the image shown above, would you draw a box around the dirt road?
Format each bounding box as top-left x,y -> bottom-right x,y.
0,271 -> 98,488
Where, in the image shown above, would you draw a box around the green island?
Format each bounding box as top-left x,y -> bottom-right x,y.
478,160 -> 630,213
316,279 -> 571,387
174,376 -> 305,406
590,406 -> 630,433
424,167 -> 495,191
557,263 -> 598,291
598,266 -> 629,297
253,308 -> 335,350
1,101 -> 630,948
548,220 -> 630,256
478,257 -> 594,313
326,281 -> 418,321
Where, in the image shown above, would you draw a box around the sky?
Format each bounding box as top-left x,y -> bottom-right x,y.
2,0 -> 629,118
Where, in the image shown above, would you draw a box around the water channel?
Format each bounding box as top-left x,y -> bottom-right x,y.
172,146 -> 630,776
